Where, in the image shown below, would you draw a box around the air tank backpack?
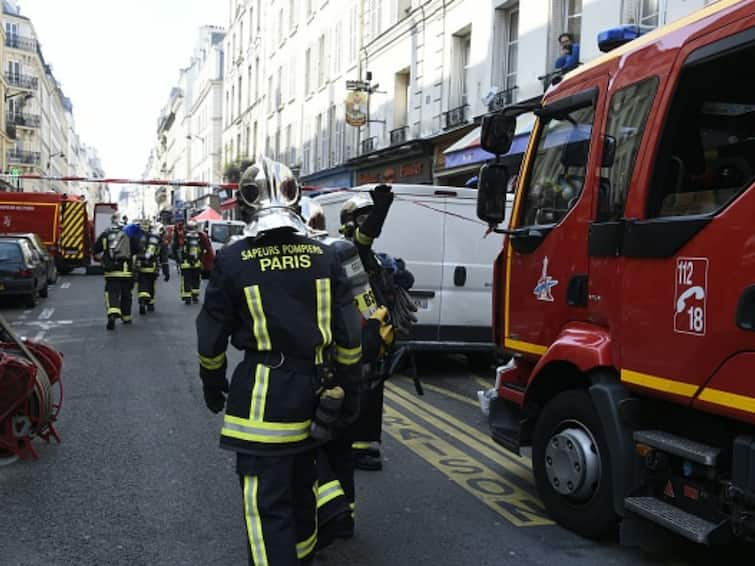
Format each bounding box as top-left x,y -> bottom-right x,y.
107,229 -> 131,263
184,232 -> 201,262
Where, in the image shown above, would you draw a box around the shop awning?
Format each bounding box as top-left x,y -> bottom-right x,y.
191,207 -> 222,221
443,112 -> 536,170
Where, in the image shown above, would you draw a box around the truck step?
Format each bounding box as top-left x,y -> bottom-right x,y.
634,430 -> 719,465
624,496 -> 726,544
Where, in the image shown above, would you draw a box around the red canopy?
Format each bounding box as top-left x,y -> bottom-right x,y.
191,208 -> 221,221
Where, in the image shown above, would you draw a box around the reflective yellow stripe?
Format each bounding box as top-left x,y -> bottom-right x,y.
199,352 -> 226,371
351,441 -> 371,450
296,529 -> 317,560
504,338 -> 547,356
105,271 -> 133,278
698,388 -> 755,415
315,278 -> 332,364
243,476 -> 269,566
244,285 -> 272,351
317,480 -> 345,509
355,229 -> 373,246
621,369 -> 698,397
222,415 -> 311,444
335,344 -> 362,366
249,364 -> 270,422
107,308 -> 121,316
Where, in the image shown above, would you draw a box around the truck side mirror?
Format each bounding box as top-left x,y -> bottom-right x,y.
476,163 -> 510,225
561,138 -> 590,168
601,134 -> 616,167
480,114 -> 516,156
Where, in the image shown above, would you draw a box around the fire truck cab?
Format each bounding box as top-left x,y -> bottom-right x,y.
476,0 -> 755,544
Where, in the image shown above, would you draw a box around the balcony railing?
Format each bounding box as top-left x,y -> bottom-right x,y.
5,35 -> 37,52
5,72 -> 38,90
7,112 -> 41,128
488,86 -> 519,112
361,136 -> 377,155
444,105 -> 468,130
390,126 -> 408,146
537,68 -> 568,92
8,149 -> 41,165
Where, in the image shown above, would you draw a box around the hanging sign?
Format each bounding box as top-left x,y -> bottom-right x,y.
345,90 -> 369,127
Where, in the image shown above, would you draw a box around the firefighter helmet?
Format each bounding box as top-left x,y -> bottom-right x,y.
339,192 -> 373,239
238,156 -> 306,238
299,196 -> 326,233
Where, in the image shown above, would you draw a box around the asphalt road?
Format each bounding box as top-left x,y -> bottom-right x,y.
0,268 -> 744,565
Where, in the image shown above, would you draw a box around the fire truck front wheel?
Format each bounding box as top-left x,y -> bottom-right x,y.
532,389 -> 619,539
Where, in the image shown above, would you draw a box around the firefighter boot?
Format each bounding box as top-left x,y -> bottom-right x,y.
353,447 -> 382,471
106,316 -> 116,331
184,298 -> 192,305
139,302 -> 147,315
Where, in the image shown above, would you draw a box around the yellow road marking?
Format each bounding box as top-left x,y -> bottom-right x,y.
383,404 -> 551,527
386,382 -> 533,479
406,379 -> 480,408
470,374 -> 494,389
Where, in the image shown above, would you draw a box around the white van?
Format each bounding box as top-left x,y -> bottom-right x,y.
313,184 -> 513,353
199,220 -> 246,253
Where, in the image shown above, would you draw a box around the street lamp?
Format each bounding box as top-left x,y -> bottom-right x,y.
47,151 -> 67,170
4,91 -> 32,103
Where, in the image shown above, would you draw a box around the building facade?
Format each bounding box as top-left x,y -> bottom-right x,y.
1,0 -> 104,196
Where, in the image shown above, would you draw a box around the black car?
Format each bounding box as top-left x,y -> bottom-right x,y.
0,237 -> 48,307
1,232 -> 58,284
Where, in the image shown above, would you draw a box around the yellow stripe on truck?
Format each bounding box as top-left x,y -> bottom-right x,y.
620,369 -> 698,398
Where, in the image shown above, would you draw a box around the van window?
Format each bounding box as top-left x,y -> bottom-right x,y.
518,103 -> 595,226
598,77 -> 658,222
211,223 -> 244,244
647,41 -> 755,218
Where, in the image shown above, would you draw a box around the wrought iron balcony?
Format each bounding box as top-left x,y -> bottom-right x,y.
488,86 -> 519,112
537,68 -> 567,92
5,72 -> 38,90
361,136 -> 377,155
444,105 -> 468,130
5,35 -> 37,52
7,149 -> 41,165
390,126 -> 408,146
7,112 -> 41,128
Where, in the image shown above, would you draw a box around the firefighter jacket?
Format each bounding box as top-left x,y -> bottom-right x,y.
177,230 -> 206,270
93,228 -> 139,279
136,232 -> 167,274
196,230 -> 363,456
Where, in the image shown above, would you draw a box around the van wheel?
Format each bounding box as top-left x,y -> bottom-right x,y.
532,389 -> 619,539
39,282 -> 49,298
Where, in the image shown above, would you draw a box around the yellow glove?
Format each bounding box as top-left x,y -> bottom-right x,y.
370,306 -> 395,352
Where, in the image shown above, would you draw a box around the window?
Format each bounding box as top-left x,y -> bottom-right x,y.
276,66 -> 283,108
327,104 -> 336,167
267,75 -> 273,112
394,69 -> 410,128
348,6 -> 358,64
279,8 -> 284,40
564,0 -> 581,42
252,122 -> 258,157
505,9 -> 519,94
369,0 -> 382,39
333,21 -> 343,75
240,21 -> 244,54
238,76 -> 243,116
452,30 -> 472,109
307,0 -> 313,19
305,48 -> 312,94
647,41 -> 755,218
639,0 -> 659,27
492,5 -> 518,101
597,78 -> 658,222
289,122 -> 297,164
314,114 -> 322,169
231,85 -> 235,120
519,100 -> 596,226
255,57 -> 260,101
318,34 -> 327,87
245,125 -> 251,157
247,65 -> 252,106
289,55 -> 297,101
289,0 -> 297,31
249,7 -> 254,38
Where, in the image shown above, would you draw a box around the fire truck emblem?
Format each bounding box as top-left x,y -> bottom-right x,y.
534,256 -> 559,302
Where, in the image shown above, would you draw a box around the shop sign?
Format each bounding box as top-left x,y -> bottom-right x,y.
345,91 -> 369,127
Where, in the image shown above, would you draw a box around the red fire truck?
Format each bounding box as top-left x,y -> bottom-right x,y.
0,191 -> 94,274
476,0 -> 755,544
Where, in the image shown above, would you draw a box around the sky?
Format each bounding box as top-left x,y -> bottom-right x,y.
17,0 -> 225,180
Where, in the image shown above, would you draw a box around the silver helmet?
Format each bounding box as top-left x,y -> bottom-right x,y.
238,156 -> 307,238
299,196 -> 327,235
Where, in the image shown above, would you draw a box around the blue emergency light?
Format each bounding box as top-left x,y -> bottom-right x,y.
597,25 -> 653,53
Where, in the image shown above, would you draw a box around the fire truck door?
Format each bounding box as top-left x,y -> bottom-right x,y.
505,86 -> 603,354
615,26 -> 755,406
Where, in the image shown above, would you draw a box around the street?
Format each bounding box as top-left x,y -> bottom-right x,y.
0,269 -> 745,566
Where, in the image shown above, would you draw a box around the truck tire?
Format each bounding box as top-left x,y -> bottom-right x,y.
532,389 -> 619,539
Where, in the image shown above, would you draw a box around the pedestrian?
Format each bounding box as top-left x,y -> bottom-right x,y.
555,32 -> 580,72
196,156 -> 362,565
92,212 -> 138,331
135,220 -> 166,314
157,224 -> 171,283
174,219 -> 208,304
338,186 -> 416,472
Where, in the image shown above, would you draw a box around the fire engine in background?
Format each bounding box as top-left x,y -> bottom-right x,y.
476,0 -> 755,545
0,191 -> 117,275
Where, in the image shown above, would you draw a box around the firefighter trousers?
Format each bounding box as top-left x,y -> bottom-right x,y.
104,276 -> 133,321
317,436 -> 354,529
180,267 -> 201,300
351,381 -> 385,449
137,271 -> 158,305
237,450 -> 317,565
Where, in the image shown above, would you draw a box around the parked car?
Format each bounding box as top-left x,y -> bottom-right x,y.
1,232 -> 58,284
0,237 -> 48,307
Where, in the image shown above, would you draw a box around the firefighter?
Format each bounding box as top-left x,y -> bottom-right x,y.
299,196 -> 396,548
92,212 -> 138,331
156,223 -> 171,283
196,157 -> 362,566
174,219 -> 207,304
339,187 -> 416,471
135,220 -> 166,314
